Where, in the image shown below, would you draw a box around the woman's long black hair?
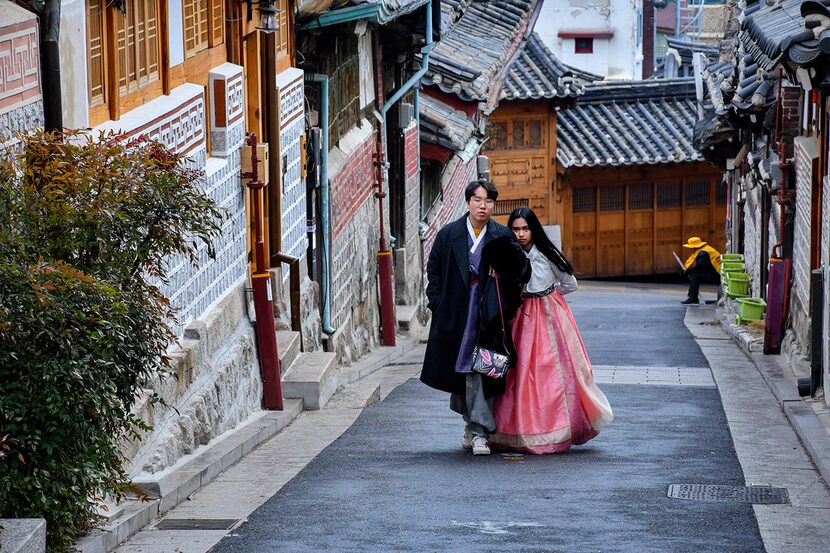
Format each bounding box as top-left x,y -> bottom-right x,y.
507,207 -> 574,275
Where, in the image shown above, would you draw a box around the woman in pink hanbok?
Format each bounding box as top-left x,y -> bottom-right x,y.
490,207 -> 613,454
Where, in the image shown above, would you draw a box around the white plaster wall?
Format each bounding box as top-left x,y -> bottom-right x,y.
169,0 -> 184,67
60,0 -> 88,129
536,0 -> 642,79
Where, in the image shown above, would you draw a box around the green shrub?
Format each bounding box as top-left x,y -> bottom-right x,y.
0,130 -> 225,551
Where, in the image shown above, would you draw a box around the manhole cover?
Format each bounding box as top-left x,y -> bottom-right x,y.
155,518 -> 241,531
667,484 -> 789,504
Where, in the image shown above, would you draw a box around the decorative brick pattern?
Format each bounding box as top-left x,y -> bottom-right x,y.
331,133 -> 376,239
277,68 -> 307,264
422,155 -> 478,263
0,19 -> 41,114
0,98 -> 42,148
403,122 -> 419,180
97,83 -> 247,337
209,63 -> 245,157
792,137 -> 817,317
97,84 -> 207,158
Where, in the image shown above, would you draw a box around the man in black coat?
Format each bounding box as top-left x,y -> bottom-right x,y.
421,179 -> 528,455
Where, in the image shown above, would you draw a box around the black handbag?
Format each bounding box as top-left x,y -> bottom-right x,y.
471,269 -> 510,379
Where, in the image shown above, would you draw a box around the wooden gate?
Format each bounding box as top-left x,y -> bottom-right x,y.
568,178 -> 726,278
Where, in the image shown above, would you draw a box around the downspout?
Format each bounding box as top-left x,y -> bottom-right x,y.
305,73 -> 336,335
41,0 -> 62,132
374,1 -> 433,346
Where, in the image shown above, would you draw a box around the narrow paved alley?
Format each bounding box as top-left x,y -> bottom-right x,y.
122,283 -> 830,553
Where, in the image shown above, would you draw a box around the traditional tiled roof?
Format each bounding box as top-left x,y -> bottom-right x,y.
557,79 -> 701,168
419,93 -> 477,151
693,0 -> 801,156
501,33 -> 584,100
351,0 -> 431,23
424,0 -> 540,103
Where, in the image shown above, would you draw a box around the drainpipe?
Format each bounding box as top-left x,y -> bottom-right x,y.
373,2 -> 434,346
305,73 -> 336,335
41,0 -> 62,132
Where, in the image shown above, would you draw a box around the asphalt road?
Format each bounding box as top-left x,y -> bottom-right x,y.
212,282 -> 762,553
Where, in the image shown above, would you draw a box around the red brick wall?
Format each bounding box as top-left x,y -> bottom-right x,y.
331,133 -> 376,239
778,84 -> 803,159
422,156 -> 478,262
404,123 -> 419,180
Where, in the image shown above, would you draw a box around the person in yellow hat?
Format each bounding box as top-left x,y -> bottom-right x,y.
680,237 -> 721,305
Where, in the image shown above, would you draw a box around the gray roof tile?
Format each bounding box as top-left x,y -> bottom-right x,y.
419,93 -> 477,151
557,79 -> 701,168
501,33 -> 584,100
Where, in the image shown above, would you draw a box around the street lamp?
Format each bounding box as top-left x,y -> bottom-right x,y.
258,0 -> 281,33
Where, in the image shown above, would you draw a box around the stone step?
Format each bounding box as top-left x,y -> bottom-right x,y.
0,518 -> 46,553
282,352 -> 338,410
277,330 -> 301,375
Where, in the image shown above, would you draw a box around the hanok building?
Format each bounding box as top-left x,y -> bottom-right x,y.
694,0 -> 830,399
419,0 -> 542,258
486,54 -> 724,278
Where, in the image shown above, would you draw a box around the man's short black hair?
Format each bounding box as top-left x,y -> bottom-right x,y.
464,179 -> 498,202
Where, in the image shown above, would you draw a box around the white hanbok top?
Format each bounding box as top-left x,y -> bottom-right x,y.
524,244 -> 578,295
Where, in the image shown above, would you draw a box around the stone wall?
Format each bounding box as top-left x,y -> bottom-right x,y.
93,64 -> 270,474
395,121 -> 424,306
326,120 -> 384,364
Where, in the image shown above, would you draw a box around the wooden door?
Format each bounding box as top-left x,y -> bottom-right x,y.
655,182 -> 683,273
626,183 -> 655,275
571,186 -> 597,277
597,185 -> 626,276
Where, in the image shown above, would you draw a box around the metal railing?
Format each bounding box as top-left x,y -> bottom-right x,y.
271,252 -> 304,352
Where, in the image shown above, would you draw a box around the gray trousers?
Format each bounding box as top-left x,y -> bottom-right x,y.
449,373 -> 496,438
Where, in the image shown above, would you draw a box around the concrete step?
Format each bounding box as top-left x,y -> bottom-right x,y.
282,352 -> 338,410
277,330 -> 301,375
395,304 -> 417,334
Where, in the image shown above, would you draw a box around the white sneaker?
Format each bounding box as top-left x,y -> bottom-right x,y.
462,429 -> 474,449
471,436 -> 491,456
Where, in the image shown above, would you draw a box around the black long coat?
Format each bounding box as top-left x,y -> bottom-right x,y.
420,215 -> 528,397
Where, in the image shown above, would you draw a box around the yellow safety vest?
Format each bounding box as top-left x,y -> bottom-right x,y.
684,245 -> 721,273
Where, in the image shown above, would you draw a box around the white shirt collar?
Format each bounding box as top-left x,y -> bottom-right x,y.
466,217 -> 487,253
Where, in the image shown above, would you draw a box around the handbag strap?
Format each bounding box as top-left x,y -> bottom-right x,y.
490,268 -> 510,354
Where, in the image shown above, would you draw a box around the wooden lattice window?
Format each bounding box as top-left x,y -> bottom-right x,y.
485,121 -> 508,150
87,0 -> 164,124
183,0 -> 224,59
87,0 -> 106,108
118,0 -> 160,95
494,198 -> 529,216
600,185 -> 625,212
572,187 -> 596,213
685,179 -> 710,206
511,120 -> 525,148
629,183 -> 653,210
657,183 -> 682,208
528,120 -> 543,148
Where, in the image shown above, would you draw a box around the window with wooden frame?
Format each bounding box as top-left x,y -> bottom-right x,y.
87,0 -> 164,124
183,0 -> 224,59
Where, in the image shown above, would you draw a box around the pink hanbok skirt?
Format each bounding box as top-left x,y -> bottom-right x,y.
490,290 -> 613,454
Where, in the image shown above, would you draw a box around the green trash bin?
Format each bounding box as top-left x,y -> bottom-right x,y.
736,297 -> 766,324
726,272 -> 750,298
720,253 -> 745,263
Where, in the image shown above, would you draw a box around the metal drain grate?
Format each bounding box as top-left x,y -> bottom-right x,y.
667,484 -> 789,504
154,518 -> 241,531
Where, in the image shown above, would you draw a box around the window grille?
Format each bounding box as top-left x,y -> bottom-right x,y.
572,187 -> 596,213
528,120 -> 543,148
657,183 -> 681,208
600,185 -> 625,212
511,120 -> 525,149
629,183 -> 653,210
716,182 -> 727,204
684,180 -> 710,206
494,198 -> 528,216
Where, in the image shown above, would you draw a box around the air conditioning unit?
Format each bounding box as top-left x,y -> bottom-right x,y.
399,102 -> 415,128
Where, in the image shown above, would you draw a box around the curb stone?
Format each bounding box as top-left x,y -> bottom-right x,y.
717,312 -> 830,487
